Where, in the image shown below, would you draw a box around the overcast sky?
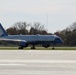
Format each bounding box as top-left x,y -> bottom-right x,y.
0,0 -> 76,33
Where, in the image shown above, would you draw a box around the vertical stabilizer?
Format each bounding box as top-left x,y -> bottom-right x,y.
0,23 -> 8,37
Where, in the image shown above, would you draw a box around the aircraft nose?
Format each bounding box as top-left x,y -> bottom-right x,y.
55,37 -> 63,44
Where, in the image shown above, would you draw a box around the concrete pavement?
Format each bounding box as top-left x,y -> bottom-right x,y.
0,50 -> 76,75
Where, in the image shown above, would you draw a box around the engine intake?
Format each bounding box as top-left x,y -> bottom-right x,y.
19,41 -> 28,47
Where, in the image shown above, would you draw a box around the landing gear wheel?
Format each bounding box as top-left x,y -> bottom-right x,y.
52,47 -> 55,50
52,43 -> 55,50
31,45 -> 36,49
19,46 -> 24,49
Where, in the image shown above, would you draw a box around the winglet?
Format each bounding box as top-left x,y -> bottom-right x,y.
0,23 -> 8,37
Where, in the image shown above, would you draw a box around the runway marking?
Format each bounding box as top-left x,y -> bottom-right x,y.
0,60 -> 76,63
0,64 -> 24,66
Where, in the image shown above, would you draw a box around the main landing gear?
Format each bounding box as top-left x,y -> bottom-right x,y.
19,46 -> 24,49
52,44 -> 55,50
31,45 -> 36,49
52,47 -> 55,50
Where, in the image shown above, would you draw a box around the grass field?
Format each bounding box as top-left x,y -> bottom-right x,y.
0,47 -> 76,50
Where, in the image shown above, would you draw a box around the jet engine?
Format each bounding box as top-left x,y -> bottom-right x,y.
19,41 -> 28,47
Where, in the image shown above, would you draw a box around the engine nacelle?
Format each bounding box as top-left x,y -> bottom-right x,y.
19,41 -> 28,47
42,44 -> 50,48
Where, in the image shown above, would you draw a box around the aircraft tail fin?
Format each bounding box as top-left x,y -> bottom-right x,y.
0,23 -> 8,37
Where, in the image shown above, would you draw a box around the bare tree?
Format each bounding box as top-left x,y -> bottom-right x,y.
7,22 -> 29,35
13,22 -> 28,30
33,22 -> 44,31
29,22 -> 46,35
66,22 -> 76,31
7,22 -> 48,35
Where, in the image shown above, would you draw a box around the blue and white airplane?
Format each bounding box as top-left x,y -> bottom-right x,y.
0,23 -> 63,49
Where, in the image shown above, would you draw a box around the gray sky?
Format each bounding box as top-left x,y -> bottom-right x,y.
0,0 -> 76,33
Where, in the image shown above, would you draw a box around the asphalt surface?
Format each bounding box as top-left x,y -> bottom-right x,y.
0,50 -> 76,75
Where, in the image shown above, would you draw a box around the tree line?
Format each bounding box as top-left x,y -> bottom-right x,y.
54,22 -> 76,46
6,22 -> 76,46
6,22 -> 49,35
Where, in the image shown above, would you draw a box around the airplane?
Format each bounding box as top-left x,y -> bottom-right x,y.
0,23 -> 63,49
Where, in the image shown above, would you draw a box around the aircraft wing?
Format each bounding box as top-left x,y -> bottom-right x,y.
0,38 -> 27,45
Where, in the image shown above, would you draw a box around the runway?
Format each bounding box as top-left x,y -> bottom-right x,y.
0,50 -> 76,75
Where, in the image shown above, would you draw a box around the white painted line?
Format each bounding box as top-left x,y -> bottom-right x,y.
0,60 -> 76,63
0,64 -> 24,66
